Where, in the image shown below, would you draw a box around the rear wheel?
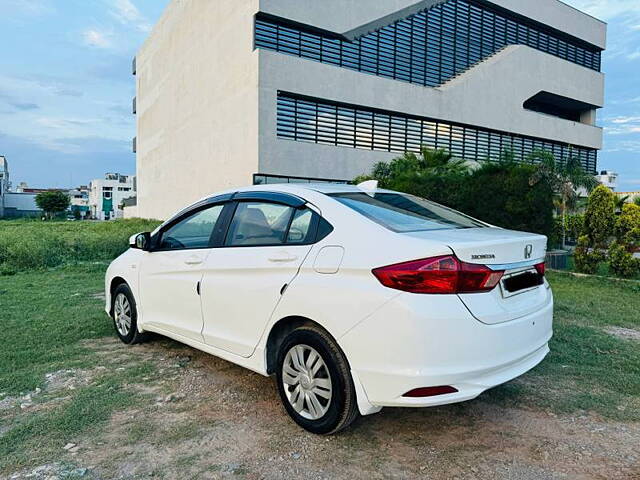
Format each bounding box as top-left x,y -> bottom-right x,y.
111,284 -> 149,345
275,325 -> 359,434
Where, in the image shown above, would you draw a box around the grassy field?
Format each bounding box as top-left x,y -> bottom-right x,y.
1,263 -> 639,475
0,264 -> 164,472
0,218 -> 160,274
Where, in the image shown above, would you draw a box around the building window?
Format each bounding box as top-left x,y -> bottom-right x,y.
253,174 -> 350,185
255,0 -> 601,88
118,187 -> 131,192
276,92 -> 598,173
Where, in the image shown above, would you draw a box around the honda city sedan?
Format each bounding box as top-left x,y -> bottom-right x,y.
105,183 -> 553,434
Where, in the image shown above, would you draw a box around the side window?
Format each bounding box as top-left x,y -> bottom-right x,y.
287,208 -> 314,244
226,202 -> 294,246
159,204 -> 224,250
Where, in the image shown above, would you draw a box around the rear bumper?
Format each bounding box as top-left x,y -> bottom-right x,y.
340,289 -> 553,409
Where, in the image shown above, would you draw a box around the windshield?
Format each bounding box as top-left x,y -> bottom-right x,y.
329,192 -> 487,233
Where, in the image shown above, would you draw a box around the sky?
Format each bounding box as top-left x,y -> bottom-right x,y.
0,0 -> 639,192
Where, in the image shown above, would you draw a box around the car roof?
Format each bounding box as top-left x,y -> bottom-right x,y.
233,183 -> 396,196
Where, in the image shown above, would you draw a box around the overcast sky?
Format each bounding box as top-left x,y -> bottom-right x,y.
1,0 -> 639,191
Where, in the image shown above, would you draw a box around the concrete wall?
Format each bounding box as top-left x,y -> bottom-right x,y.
136,0 -> 261,220
123,205 -> 140,219
258,45 -> 604,180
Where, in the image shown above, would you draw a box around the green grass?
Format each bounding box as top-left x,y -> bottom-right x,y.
0,260 -> 639,473
0,218 -> 161,274
0,264 -> 159,473
485,271 -> 640,420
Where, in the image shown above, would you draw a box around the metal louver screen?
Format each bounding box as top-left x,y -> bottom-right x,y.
255,0 -> 602,88
276,93 -> 598,174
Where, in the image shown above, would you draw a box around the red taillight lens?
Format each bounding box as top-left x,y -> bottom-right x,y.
372,255 -> 504,294
403,386 -> 459,398
534,262 -> 546,276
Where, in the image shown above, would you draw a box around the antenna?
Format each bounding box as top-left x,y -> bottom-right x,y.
356,180 -> 379,197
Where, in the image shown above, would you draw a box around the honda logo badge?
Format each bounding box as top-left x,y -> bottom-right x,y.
524,244 -> 533,259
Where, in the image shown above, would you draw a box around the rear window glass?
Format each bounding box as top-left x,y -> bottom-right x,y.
329,192 -> 486,233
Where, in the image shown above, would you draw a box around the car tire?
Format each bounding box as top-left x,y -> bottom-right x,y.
111,283 -> 149,345
275,324 -> 359,434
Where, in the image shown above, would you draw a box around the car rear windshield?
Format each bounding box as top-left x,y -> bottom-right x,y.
328,192 -> 486,233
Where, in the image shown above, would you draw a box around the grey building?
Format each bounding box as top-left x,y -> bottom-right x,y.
134,0 -> 606,220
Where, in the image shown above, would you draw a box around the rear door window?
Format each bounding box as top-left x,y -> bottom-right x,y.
225,202 -> 294,246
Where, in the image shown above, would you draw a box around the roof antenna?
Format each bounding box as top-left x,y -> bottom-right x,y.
356,180 -> 378,197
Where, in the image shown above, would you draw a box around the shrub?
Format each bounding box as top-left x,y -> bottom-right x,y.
461,162 -> 555,238
0,218 -> 161,273
359,148 -> 556,240
574,235 -> 605,274
609,243 -> 640,278
615,203 -> 640,249
583,185 -> 616,248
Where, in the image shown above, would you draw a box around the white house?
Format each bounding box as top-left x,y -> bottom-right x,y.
89,173 -> 136,220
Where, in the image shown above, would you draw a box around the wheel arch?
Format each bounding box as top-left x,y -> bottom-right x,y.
108,276 -> 129,315
265,316 -> 342,375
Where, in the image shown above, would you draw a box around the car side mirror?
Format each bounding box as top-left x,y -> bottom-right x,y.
129,232 -> 151,251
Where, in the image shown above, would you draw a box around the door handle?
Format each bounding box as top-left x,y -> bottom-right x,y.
184,256 -> 203,265
268,252 -> 298,263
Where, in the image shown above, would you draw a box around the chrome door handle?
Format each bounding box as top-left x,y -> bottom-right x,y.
184,256 -> 203,265
268,253 -> 298,263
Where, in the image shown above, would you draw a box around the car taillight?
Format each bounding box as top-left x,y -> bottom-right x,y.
372,255 -> 504,294
534,262 -> 546,276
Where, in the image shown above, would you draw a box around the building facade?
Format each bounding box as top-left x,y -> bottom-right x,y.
135,0 -> 606,220
0,156 -> 8,217
89,173 -> 136,220
69,185 -> 90,219
595,170 -> 618,192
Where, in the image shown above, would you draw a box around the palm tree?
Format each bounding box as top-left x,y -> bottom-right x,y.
529,149 -> 599,249
615,195 -> 630,213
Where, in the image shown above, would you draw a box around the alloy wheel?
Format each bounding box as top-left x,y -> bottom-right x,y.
282,344 -> 333,420
114,293 -> 132,337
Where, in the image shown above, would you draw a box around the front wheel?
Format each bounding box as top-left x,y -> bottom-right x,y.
275,325 -> 359,434
111,283 -> 149,345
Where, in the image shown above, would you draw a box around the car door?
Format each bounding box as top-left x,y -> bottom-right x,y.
200,198 -> 318,357
138,202 -> 227,342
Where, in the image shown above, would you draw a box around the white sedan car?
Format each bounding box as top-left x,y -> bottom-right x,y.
105,183 -> 552,434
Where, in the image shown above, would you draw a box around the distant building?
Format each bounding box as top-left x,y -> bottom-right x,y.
69,185 -> 90,219
89,173 -> 136,220
0,158 -> 41,218
595,170 -> 618,192
0,156 -> 9,217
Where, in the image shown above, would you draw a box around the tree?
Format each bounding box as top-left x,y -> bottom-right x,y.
583,185 -> 616,248
35,191 -> 70,219
634,196 -> 640,208
574,185 -> 616,274
529,150 -> 599,249
355,147 -> 470,187
609,203 -> 640,278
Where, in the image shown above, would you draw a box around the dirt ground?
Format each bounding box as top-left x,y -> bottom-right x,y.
5,337 -> 640,480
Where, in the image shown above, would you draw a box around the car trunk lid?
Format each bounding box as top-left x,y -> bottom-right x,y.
404,228 -> 549,324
